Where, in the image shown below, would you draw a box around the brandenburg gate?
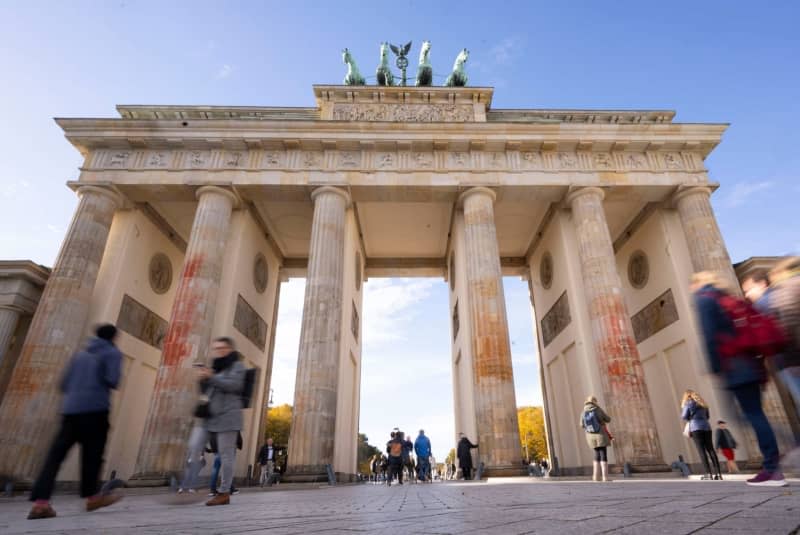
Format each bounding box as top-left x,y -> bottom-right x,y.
0,84 -> 793,484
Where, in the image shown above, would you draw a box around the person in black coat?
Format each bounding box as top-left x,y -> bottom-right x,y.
456,434 -> 478,480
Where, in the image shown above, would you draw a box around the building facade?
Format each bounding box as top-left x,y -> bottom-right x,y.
0,85 -> 794,485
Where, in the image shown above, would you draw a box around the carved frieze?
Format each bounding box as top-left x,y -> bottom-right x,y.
331,103 -> 474,122
91,147 -> 705,174
541,291 -> 571,348
233,294 -> 267,350
631,289 -> 679,344
117,294 -> 168,349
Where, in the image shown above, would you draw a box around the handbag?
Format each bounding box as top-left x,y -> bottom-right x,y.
194,393 -> 211,419
683,422 -> 691,438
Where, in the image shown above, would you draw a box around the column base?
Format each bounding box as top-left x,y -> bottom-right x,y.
481,465 -> 528,478
283,465 -> 331,483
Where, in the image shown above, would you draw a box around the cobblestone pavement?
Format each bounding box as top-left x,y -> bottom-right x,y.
0,479 -> 798,534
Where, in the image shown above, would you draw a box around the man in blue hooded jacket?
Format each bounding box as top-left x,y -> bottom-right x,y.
414,429 -> 432,481
28,324 -> 123,519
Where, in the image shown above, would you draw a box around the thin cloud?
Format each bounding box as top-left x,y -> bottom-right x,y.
723,180 -> 774,208
216,64 -> 234,79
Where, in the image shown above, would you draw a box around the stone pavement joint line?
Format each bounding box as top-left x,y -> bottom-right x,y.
0,481 -> 797,534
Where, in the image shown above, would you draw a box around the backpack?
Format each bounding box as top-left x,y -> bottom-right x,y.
583,409 -> 601,433
710,293 -> 789,359
389,440 -> 403,458
241,368 -> 257,408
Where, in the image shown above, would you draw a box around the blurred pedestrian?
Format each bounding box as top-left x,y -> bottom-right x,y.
681,389 -> 722,480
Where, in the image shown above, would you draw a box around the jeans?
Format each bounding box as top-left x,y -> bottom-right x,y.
690,429 -> 721,476
388,458 -> 403,483
31,412 -> 109,501
731,382 -> 780,472
417,457 -> 431,481
212,431 -> 237,493
180,425 -> 207,490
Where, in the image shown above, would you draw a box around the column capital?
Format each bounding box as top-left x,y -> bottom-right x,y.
76,185 -> 122,209
565,186 -> 605,206
311,186 -> 351,207
671,185 -> 712,207
195,185 -> 240,209
458,186 -> 496,206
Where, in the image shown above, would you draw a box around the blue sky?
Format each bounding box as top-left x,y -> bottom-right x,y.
1,2 -> 798,460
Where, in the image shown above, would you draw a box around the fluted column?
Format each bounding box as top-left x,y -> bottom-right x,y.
0,307 -> 20,367
0,185 -> 120,481
286,186 -> 350,481
672,186 -> 739,290
460,187 -> 522,476
133,186 -> 237,478
567,187 -> 663,466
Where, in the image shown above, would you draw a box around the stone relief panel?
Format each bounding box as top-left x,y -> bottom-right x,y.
224,151 -> 245,168
263,151 -> 285,168
540,252 -> 554,290
627,250 -> 649,289
253,253 -> 268,294
117,294 -> 168,349
233,294 -> 267,350
541,291 -> 571,348
375,151 -> 396,169
145,151 -> 171,169
188,150 -> 209,168
337,150 -> 361,168
631,289 -> 679,344
331,103 -> 474,122
148,253 -> 172,295
300,151 -> 324,168
107,151 -> 132,168
92,147 -> 705,175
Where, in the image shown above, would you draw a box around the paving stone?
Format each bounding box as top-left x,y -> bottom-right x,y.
0,480 -> 798,534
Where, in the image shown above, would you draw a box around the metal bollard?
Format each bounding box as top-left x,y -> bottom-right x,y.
326,464 -> 336,485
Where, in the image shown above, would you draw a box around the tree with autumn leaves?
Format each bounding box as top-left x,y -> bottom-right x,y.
518,406 -> 548,463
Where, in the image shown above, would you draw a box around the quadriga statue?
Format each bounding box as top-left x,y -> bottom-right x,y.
415,40 -> 433,87
342,48 -> 365,86
444,48 -> 469,87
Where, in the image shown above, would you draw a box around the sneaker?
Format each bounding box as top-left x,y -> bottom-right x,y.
206,492 -> 230,506
207,492 -> 216,497
231,488 -> 240,495
86,493 -> 122,512
746,470 -> 788,487
27,503 -> 57,520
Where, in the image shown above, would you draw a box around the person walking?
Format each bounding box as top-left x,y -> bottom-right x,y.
257,437 -> 281,486
208,432 -> 241,496
386,431 -> 405,485
714,420 -> 739,474
414,429 -> 432,482
580,396 -> 612,482
763,257 -> 800,412
28,324 -> 123,520
198,336 -> 246,505
456,433 -> 478,480
692,271 -> 787,486
681,389 -> 722,480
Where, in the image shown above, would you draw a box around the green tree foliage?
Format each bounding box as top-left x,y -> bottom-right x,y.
517,406 -> 548,463
264,403 -> 292,447
357,433 -> 381,474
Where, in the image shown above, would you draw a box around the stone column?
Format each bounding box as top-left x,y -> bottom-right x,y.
672,186 -> 739,289
133,186 -> 237,478
286,186 -> 350,481
459,187 -> 523,476
0,185 -> 120,481
0,307 -> 20,367
567,187 -> 663,467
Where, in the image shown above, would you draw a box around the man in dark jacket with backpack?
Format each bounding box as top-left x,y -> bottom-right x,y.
386,431 -> 405,485
691,272 -> 786,487
197,336 -> 246,505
